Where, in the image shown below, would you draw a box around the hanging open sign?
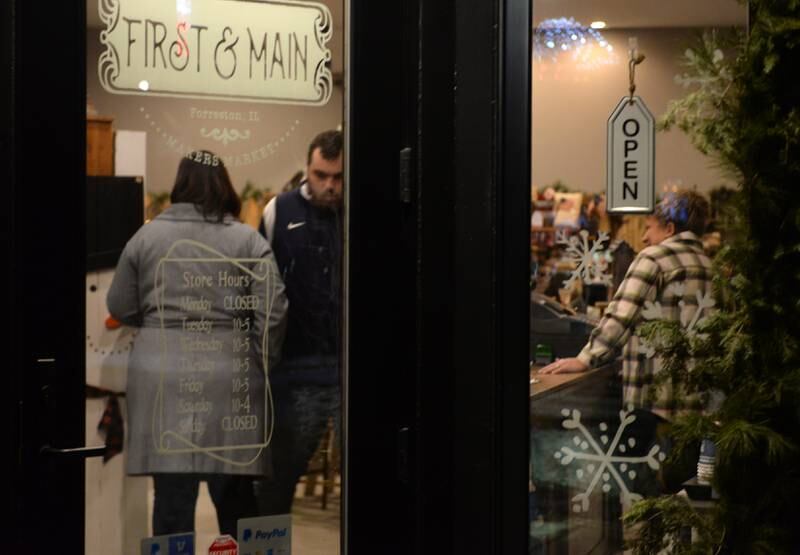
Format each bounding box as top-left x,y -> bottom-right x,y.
606,96 -> 655,213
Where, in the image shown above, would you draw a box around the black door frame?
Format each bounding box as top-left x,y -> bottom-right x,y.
6,0 -> 89,551
451,0 -> 532,552
5,0 -> 531,552
347,0 -> 530,552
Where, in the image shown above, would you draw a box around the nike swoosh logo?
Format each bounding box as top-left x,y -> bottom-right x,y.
287,221 -> 306,230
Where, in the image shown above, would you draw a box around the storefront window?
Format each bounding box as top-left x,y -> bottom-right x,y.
84,0 -> 345,552
528,2 -> 746,552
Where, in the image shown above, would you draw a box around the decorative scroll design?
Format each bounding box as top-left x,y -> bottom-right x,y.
200,127 -> 252,146
97,0 -> 121,93
313,7 -> 333,104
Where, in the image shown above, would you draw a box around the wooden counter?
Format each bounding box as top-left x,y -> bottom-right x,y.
530,361 -> 619,400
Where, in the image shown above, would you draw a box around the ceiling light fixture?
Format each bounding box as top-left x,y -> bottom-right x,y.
590,21 -> 607,29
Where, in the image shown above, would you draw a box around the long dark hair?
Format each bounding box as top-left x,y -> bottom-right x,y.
170,151 -> 241,221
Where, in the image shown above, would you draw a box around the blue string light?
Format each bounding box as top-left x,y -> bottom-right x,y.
534,17 -> 614,63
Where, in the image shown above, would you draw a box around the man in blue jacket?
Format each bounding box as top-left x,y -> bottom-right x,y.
254,129 -> 343,514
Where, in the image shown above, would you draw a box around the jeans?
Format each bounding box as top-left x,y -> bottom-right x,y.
626,409 -> 700,498
253,383 -> 341,515
152,473 -> 257,537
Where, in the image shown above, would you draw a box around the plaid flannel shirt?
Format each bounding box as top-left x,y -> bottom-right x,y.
576,231 -> 713,418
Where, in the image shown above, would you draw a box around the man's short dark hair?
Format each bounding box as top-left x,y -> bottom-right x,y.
307,129 -> 343,165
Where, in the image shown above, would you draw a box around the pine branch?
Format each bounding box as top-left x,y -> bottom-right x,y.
623,495 -> 720,554
628,3 -> 800,551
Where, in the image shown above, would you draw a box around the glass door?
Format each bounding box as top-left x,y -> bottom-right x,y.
528,1 -> 747,553
84,0 -> 345,552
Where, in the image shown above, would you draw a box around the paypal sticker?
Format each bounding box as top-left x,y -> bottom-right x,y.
238,515 -> 292,555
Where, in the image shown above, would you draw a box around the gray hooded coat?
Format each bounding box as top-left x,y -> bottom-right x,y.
107,203 -> 288,476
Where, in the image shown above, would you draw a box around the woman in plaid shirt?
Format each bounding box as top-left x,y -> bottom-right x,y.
541,191 -> 713,415
541,191 -> 713,492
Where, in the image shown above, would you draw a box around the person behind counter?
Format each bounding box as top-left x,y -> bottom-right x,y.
540,190 -> 713,493
107,150 -> 288,536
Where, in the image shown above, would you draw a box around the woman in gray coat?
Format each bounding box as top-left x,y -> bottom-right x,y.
107,150 -> 288,537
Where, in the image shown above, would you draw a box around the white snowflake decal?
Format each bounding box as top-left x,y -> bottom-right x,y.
556,229 -> 612,289
554,405 -> 666,512
638,282 -> 716,358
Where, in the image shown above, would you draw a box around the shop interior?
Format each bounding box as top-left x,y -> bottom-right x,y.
84,0 -> 344,553
81,0 -> 747,553
527,1 -> 745,553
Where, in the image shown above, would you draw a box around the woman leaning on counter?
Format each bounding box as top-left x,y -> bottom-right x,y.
540,191 -> 713,494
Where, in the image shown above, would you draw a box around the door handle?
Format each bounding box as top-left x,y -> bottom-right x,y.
35,357 -> 108,460
40,444 -> 107,459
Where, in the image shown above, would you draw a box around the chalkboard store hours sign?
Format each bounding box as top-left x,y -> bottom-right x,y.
97,0 -> 333,105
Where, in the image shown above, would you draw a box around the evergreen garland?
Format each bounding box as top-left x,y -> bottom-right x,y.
623,1 -> 800,553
